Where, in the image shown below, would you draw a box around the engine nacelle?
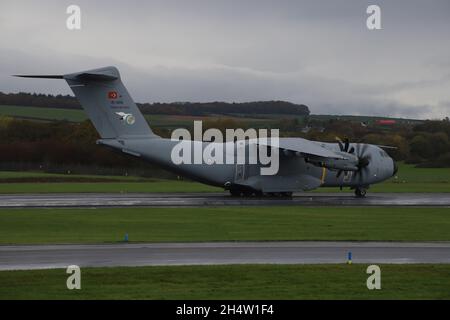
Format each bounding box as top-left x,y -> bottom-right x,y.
306,155 -> 359,171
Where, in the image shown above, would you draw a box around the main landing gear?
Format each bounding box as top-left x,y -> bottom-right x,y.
229,190 -> 293,197
229,189 -> 260,197
354,187 -> 367,198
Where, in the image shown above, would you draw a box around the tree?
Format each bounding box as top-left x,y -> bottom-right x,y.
409,134 -> 433,160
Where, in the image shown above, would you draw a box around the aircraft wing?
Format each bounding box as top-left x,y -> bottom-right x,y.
254,137 -> 347,160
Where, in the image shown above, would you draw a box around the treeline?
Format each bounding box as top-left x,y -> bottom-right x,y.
0,117 -> 174,177
290,118 -> 450,167
0,92 -> 80,109
139,101 -> 310,116
0,116 -> 448,176
0,92 -> 310,116
204,117 -> 450,167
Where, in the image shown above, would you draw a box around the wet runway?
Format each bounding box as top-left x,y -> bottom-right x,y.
1,241 -> 450,270
0,192 -> 449,208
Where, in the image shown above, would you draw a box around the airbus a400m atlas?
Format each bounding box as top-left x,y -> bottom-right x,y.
16,66 -> 397,197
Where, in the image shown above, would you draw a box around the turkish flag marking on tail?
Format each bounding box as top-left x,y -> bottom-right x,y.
108,91 -> 118,99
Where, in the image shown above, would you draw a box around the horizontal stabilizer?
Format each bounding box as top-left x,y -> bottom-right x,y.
13,75 -> 63,79
14,72 -> 117,81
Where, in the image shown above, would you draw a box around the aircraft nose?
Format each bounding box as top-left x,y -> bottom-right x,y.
392,159 -> 398,176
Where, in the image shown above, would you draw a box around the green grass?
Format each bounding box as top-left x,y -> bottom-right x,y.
0,170 -> 156,184
315,162 -> 450,193
0,206 -> 449,244
0,105 -> 87,122
0,171 -> 142,180
0,181 -> 219,193
369,183 -> 450,193
0,264 -> 449,299
0,171 -> 220,193
373,163 -> 450,192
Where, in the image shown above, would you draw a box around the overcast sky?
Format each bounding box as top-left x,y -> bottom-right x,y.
1,0 -> 449,119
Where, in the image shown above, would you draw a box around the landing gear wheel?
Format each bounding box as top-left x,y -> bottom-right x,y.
229,189 -> 241,197
355,187 -> 367,198
281,192 -> 293,197
268,192 -> 281,197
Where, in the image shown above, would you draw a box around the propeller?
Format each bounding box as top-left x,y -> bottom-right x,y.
335,137 -> 351,178
353,143 -> 372,181
335,138 -> 372,180
336,137 -> 350,152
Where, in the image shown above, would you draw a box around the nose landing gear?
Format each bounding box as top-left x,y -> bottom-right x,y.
354,187 -> 367,198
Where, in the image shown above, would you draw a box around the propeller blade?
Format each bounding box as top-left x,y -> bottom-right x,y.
359,144 -> 369,157
335,137 -> 344,151
343,138 -> 349,152
358,156 -> 370,168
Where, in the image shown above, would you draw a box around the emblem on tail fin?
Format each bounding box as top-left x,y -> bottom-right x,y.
108,91 -> 119,99
115,112 -> 136,125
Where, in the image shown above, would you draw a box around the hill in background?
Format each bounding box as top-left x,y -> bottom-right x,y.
0,92 -> 310,116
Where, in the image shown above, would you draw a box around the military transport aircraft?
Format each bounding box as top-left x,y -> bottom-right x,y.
16,67 -> 397,197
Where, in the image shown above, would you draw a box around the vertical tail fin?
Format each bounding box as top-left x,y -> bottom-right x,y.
64,66 -> 155,139
16,66 -> 156,139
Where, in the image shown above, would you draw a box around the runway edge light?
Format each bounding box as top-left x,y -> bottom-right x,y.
347,251 -> 352,264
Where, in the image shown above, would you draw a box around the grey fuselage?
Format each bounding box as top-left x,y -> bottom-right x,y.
99,137 -> 396,193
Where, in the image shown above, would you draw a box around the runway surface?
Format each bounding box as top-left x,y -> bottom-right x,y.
1,241 -> 450,270
0,192 -> 449,208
